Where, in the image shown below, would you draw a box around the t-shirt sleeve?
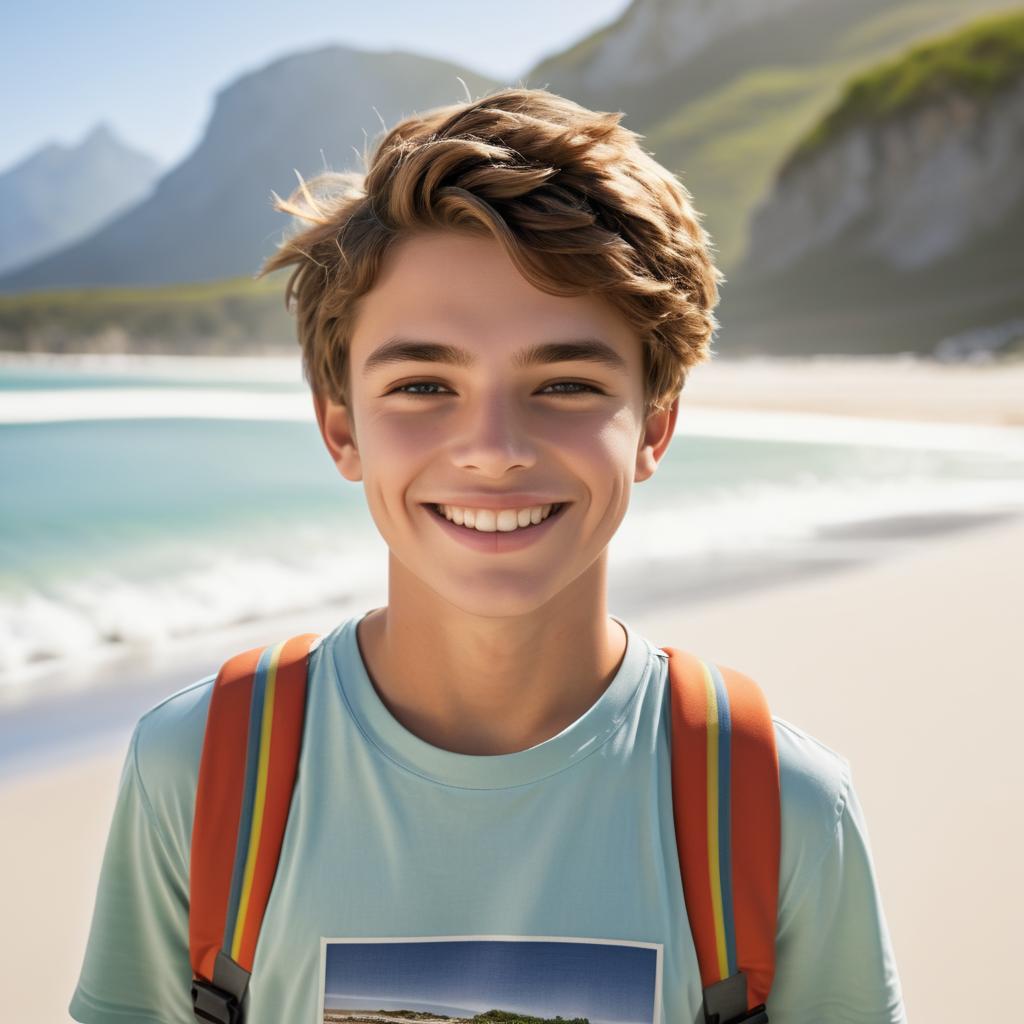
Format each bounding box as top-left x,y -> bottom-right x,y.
68,723 -> 196,1024
768,761 -> 907,1023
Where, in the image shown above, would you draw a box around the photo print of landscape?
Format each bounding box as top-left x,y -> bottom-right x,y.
319,937 -> 661,1024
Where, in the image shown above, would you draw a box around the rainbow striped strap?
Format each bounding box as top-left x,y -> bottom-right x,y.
662,647 -> 780,1019
189,632 -> 320,1010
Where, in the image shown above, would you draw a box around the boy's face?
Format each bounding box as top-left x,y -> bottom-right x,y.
313,229 -> 677,619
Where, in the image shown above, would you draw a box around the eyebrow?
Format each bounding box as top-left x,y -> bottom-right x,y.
361,337 -> 629,376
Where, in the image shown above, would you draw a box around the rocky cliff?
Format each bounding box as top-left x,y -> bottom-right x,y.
719,11 -> 1024,357
744,71 -> 1024,276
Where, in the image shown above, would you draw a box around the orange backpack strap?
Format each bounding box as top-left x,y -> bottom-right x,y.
661,647 -> 780,1024
189,632 -> 320,1024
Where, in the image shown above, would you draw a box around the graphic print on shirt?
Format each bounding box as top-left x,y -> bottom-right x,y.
319,936 -> 663,1024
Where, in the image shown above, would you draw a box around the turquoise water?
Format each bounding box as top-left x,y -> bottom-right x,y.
3,355 -> 1023,694
0,371 -> 300,391
1,418 -> 340,584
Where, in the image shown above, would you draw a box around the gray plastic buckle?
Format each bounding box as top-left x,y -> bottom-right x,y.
702,971 -> 769,1024
192,978 -> 242,1024
192,952 -> 250,1024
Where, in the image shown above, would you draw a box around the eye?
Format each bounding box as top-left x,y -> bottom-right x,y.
386,381 -> 452,396
541,381 -> 604,396
385,380 -> 604,397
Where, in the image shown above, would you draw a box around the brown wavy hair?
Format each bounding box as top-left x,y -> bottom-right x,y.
257,86 -> 723,417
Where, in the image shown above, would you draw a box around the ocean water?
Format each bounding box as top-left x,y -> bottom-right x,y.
3,353 -> 1024,704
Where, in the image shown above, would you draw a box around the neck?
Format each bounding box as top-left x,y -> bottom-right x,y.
355,564 -> 627,756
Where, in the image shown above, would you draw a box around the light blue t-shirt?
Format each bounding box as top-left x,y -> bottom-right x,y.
70,612 -> 906,1024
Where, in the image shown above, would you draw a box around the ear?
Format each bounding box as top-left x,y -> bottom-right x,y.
635,395 -> 679,484
311,390 -> 362,482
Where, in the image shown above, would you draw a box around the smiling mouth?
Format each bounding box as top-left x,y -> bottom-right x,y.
425,502 -> 569,531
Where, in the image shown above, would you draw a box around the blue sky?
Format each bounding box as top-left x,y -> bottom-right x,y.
4,0 -> 630,173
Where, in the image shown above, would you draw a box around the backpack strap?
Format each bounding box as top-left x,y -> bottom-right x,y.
189,632 -> 320,1024
661,647 -> 780,1024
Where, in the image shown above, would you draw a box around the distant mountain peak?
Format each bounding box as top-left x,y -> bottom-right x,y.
81,122 -> 119,147
0,120 -> 163,278
0,44 -> 498,291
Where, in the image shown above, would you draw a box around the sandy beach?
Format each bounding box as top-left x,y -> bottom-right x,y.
686,354 -> 1024,426
2,355 -> 1022,1021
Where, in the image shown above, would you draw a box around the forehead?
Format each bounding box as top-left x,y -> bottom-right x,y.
349,230 -> 641,364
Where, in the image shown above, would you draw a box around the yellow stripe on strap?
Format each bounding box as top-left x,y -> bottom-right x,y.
230,641 -> 283,960
703,660 -> 730,980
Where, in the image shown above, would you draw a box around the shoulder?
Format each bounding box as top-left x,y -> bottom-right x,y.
127,673 -> 217,868
773,715 -> 850,831
771,716 -> 852,924
125,632 -> 331,859
766,719 -> 907,1018
133,672 -> 215,786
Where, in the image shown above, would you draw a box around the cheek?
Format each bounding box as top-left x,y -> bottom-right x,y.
352,424 -> 426,513
361,415 -> 440,461
562,432 -> 639,525
588,418 -> 643,470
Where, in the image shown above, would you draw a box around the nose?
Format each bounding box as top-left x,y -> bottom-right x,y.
449,390 -> 539,474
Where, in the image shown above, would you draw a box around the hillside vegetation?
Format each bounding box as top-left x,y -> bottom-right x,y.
785,7 -> 1024,171
633,0 -> 1023,267
713,7 -> 1024,357
0,273 -> 295,354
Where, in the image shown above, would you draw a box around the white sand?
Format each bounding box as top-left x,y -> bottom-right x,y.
686,354 -> 1024,426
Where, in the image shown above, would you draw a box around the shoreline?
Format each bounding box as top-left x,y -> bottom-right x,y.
2,392 -> 1021,725
2,502 -> 1019,779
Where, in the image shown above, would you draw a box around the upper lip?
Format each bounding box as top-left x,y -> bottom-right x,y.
423,494 -> 571,509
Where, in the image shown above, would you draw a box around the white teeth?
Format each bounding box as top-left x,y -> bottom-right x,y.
437,503 -> 561,532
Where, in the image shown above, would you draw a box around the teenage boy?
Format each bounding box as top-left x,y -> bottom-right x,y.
70,87 -> 906,1024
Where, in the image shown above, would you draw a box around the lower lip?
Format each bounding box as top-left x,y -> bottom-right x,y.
423,503 -> 571,553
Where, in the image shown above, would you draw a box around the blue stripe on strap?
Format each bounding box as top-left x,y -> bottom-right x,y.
709,661 -> 738,977
222,644 -> 273,951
